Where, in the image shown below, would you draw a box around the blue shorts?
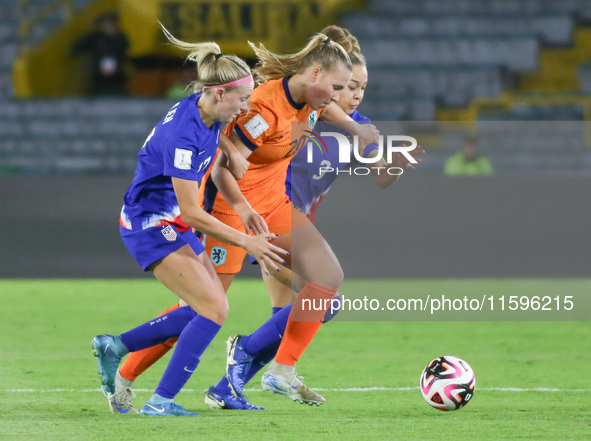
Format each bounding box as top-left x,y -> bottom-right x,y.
120,225 -> 205,271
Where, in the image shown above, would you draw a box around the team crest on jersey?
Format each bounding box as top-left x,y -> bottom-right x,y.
174,148 -> 193,170
244,114 -> 269,139
161,225 -> 177,242
210,246 -> 227,266
308,111 -> 318,129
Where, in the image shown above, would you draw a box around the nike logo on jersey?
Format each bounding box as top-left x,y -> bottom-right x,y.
184,366 -> 194,373
145,404 -> 165,413
104,344 -> 109,354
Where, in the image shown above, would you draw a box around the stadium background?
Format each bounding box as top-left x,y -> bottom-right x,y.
2,1 -> 591,439
1,0 -> 590,277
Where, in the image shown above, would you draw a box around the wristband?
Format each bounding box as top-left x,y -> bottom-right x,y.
362,143 -> 380,158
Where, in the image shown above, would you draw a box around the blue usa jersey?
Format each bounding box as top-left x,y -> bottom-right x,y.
120,93 -> 222,232
287,110 -> 371,220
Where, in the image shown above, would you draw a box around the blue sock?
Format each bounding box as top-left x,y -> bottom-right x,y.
241,304 -> 291,355
243,341 -> 281,385
155,315 -> 221,399
214,305 -> 290,394
236,298 -> 341,387
119,306 -> 197,352
322,294 -> 341,323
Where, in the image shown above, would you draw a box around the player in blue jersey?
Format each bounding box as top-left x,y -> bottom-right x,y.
91,29 -> 287,417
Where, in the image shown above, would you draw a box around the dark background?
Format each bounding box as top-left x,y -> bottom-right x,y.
1,174 -> 589,279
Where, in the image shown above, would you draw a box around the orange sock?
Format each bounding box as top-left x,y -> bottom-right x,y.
119,304 -> 181,381
275,282 -> 337,366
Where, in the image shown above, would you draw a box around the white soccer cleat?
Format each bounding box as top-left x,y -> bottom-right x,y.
108,388 -> 139,414
261,361 -> 325,406
109,370 -> 139,414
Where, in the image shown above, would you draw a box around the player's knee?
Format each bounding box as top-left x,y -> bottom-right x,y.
310,261 -> 343,290
325,264 -> 344,290
202,298 -> 229,325
215,301 -> 229,324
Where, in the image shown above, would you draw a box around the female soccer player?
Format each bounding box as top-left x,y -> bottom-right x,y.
218,27 -> 424,408
111,26 -> 385,412
91,30 -> 287,417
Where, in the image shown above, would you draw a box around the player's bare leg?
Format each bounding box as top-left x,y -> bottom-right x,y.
261,216 -> 342,405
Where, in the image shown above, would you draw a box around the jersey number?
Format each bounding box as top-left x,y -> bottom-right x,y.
313,160 -> 331,180
197,156 -> 211,173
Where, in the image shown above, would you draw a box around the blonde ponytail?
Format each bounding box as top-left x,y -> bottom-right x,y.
249,32 -> 352,84
160,23 -> 251,93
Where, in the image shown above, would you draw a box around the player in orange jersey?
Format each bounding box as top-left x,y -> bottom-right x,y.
203,30 -> 385,407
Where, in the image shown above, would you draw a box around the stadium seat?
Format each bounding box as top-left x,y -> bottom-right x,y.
360,38 -> 539,72
365,67 -> 504,106
0,98 -> 177,174
342,15 -> 573,46
367,0 -> 591,16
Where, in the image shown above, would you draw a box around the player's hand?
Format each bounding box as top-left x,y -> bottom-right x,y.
239,208 -> 269,235
390,144 -> 425,170
244,233 -> 289,275
227,148 -> 250,180
357,124 -> 380,154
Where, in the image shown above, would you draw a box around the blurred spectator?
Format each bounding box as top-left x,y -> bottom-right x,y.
444,135 -> 493,176
167,66 -> 197,101
71,13 -> 129,96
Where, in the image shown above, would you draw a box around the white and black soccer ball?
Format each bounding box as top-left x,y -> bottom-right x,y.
420,356 -> 476,411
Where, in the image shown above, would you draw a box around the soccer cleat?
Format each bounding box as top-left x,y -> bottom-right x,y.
109,387 -> 139,414
140,400 -> 200,416
261,362 -> 325,406
91,335 -> 126,395
108,370 -> 139,414
225,335 -> 255,397
204,386 -> 265,410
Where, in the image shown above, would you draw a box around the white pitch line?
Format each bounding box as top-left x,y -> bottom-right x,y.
4,387 -> 590,393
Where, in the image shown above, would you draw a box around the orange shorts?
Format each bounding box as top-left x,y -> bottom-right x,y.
202,200 -> 310,274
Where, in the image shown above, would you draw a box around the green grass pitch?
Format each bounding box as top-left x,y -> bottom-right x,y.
1,279 -> 590,440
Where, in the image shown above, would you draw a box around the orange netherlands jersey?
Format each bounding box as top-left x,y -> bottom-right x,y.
199,77 -> 322,216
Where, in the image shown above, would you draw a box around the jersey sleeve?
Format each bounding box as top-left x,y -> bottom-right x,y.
232,100 -> 276,152
162,135 -> 210,181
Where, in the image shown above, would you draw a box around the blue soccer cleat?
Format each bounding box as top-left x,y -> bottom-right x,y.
91,335 -> 127,395
140,400 -> 200,416
204,386 -> 265,410
225,335 -> 255,397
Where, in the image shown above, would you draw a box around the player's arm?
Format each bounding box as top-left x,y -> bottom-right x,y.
366,145 -> 425,189
218,131 -> 249,180
172,177 -> 285,272
211,133 -> 269,235
321,102 -> 379,155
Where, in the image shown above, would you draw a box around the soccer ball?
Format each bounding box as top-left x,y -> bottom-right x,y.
420,356 -> 475,411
